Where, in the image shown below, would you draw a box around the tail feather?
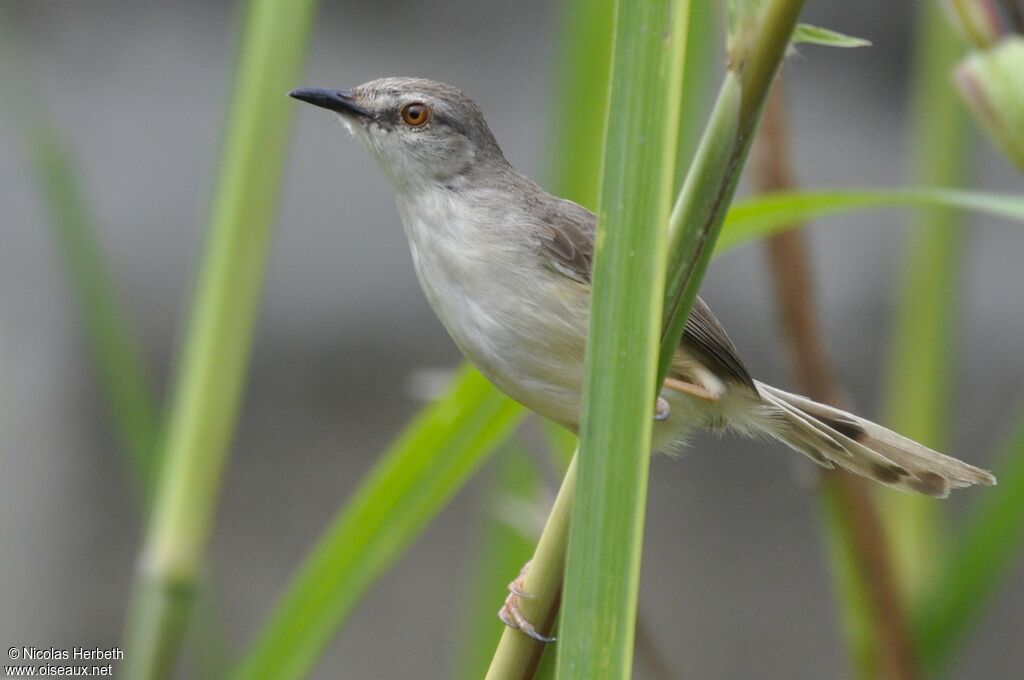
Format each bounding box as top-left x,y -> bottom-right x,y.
755,381 -> 996,497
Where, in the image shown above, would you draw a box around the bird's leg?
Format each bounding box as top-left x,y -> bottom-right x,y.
654,396 -> 672,421
497,560 -> 555,643
663,375 -> 722,403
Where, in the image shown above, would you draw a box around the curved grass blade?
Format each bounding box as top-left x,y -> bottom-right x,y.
914,416 -> 1024,673
718,188 -> 1024,253
0,14 -> 161,497
792,23 -> 871,48
232,366 -> 524,680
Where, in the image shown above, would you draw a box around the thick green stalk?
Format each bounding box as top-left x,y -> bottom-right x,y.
121,0 -> 318,677
658,73 -> 742,378
880,0 -> 970,601
659,0 -> 805,380
487,455 -> 579,679
486,2 -> 803,676
555,0 -> 684,676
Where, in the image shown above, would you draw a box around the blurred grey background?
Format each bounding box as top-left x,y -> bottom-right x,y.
1,1 -> 1021,678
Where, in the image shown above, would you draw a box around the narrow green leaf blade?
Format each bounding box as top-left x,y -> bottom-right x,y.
0,17 -> 161,497
233,367 -> 524,680
880,2 -> 971,608
30,131 -> 163,495
548,0 -> 615,209
557,0 -> 683,675
915,416 -> 1024,673
792,23 -> 871,48
717,188 -> 1024,254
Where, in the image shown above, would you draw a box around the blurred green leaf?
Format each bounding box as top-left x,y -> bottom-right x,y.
915,416 -> 1024,673
792,23 -> 871,48
718,187 -> 1024,253
453,443 -> 543,679
122,0 -> 319,676
0,13 -> 161,499
29,131 -> 163,496
548,0 -> 615,209
880,3 -> 971,612
675,0 -> 720,188
233,366 -> 524,680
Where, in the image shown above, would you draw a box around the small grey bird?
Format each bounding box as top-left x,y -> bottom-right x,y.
289,76 -> 998,490
290,76 -> 994,633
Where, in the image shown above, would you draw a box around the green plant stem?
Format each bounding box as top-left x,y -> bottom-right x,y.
658,72 -> 742,378
121,1 -> 318,677
880,0 -> 969,601
486,3 -> 804,677
486,455 -> 578,680
659,0 -> 805,380
556,0 -> 685,675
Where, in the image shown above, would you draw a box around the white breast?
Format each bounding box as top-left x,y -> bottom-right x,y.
395,187 -> 589,427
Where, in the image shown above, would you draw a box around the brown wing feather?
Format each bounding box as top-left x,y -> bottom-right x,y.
682,297 -> 756,389
533,198 -> 754,389
534,197 -> 594,283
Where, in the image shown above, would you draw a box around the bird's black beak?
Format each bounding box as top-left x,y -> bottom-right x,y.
289,87 -> 371,118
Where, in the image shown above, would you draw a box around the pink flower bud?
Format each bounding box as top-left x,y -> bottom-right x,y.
954,37 -> 1024,172
943,0 -> 1003,48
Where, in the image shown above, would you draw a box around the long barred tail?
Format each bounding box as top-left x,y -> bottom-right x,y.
756,381 -> 996,497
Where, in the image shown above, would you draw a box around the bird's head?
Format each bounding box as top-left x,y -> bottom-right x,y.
290,77 -> 505,191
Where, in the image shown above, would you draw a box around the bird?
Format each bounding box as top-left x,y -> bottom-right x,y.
289,77 -> 995,639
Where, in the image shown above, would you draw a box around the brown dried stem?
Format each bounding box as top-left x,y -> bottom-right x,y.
752,83 -> 921,680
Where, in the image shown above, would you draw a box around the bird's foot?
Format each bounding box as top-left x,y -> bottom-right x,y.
497,560 -> 555,643
654,396 -> 671,421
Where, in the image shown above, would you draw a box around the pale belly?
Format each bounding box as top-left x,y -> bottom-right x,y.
411,242 -> 589,428
395,190 -> 723,441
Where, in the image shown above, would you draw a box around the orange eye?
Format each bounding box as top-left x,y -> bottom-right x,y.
401,102 -> 430,127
